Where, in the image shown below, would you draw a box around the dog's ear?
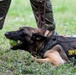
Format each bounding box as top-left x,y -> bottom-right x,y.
31,33 -> 46,41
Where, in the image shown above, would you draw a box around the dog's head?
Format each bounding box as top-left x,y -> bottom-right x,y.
5,27 -> 47,51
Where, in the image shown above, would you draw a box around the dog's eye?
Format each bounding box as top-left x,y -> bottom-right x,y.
19,29 -> 24,32
19,32 -> 29,37
20,34 -> 24,37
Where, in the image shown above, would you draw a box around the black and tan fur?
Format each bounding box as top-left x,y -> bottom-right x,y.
5,27 -> 70,66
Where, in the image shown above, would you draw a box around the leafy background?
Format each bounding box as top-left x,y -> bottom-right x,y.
0,0 -> 76,75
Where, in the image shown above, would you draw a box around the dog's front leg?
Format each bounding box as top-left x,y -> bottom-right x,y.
32,57 -> 61,66
34,58 -> 51,63
31,56 -> 51,63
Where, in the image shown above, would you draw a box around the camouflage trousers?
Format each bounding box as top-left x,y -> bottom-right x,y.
0,0 -> 11,29
0,0 -> 55,31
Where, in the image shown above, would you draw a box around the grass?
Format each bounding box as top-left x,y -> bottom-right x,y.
0,0 -> 76,75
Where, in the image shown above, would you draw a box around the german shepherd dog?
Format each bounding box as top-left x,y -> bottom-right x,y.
5,27 -> 76,66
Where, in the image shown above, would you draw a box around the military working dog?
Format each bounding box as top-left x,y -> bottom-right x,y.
5,27 -> 76,66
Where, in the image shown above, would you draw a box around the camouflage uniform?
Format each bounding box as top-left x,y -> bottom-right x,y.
0,0 -> 55,31
0,0 -> 11,29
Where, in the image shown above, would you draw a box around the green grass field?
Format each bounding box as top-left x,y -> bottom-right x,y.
0,0 -> 76,75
